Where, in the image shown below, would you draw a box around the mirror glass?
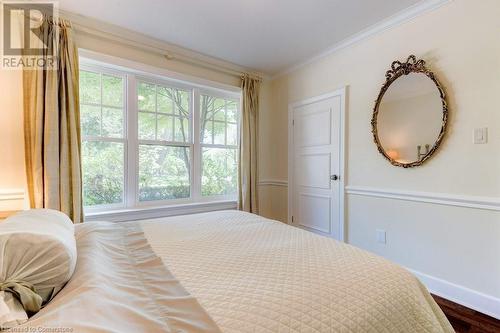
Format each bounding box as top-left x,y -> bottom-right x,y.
377,72 -> 443,164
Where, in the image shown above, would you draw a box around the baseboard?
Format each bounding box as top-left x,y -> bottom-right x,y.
409,268 -> 500,320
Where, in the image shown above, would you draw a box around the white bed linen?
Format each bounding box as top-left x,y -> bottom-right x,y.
141,210 -> 454,333
11,222 -> 220,333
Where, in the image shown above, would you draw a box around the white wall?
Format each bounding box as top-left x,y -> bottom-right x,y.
258,0 -> 500,315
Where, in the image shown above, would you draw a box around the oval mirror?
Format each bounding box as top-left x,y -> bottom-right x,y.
372,55 -> 448,168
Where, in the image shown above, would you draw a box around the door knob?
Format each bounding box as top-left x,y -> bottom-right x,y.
330,175 -> 339,181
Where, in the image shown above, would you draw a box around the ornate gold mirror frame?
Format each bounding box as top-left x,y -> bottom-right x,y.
371,55 -> 449,168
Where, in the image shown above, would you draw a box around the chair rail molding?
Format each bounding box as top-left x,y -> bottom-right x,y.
346,186 -> 500,211
258,179 -> 288,187
0,189 -> 25,202
0,189 -> 26,212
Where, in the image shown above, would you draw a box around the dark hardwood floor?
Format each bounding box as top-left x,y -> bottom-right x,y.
432,294 -> 500,333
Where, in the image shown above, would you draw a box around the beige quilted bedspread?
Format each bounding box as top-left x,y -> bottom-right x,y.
141,211 -> 453,333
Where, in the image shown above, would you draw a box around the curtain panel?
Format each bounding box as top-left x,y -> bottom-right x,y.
238,75 -> 260,213
23,18 -> 83,223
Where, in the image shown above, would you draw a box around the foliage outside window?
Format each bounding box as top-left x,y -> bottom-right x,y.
79,64 -> 240,211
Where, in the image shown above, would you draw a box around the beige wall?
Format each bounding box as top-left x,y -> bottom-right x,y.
0,69 -> 25,210
258,79 -> 288,221
258,0 -> 500,302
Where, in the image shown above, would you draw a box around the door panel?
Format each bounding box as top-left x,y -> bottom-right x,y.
298,153 -> 331,189
292,95 -> 342,239
297,109 -> 331,147
298,194 -> 331,233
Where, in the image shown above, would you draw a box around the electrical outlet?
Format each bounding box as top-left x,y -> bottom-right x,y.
474,128 -> 488,144
376,229 -> 386,244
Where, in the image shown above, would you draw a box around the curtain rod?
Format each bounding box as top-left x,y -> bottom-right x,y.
70,21 -> 262,82
22,9 -> 264,81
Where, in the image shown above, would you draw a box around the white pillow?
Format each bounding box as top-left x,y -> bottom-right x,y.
0,209 -> 77,328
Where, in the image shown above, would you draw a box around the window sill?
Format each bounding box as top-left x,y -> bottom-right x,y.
84,200 -> 237,222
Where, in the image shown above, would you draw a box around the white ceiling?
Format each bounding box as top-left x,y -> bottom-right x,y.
59,0 -> 422,75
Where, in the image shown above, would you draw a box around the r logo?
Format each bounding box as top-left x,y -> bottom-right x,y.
2,1 -> 56,56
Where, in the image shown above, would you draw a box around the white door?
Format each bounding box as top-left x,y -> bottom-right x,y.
290,93 -> 343,240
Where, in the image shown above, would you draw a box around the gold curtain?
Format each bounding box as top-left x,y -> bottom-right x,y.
23,18 -> 83,223
238,75 -> 260,213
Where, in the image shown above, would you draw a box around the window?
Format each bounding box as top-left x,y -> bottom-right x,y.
80,70 -> 126,208
200,95 -> 238,197
137,81 -> 192,202
79,62 -> 240,211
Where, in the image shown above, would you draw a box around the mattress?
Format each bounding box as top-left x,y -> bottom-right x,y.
140,210 -> 453,333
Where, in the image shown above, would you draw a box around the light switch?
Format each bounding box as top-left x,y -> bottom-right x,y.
376,229 -> 386,244
474,128 -> 488,144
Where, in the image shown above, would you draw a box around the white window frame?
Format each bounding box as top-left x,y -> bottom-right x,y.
80,57 -> 241,217
134,75 -> 195,207
80,64 -> 129,212
197,88 -> 240,201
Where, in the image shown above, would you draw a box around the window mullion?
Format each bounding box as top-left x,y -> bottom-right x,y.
99,73 -> 103,136
154,85 -> 159,141
171,100 -> 175,141
137,140 -> 191,147
193,88 -> 202,201
224,100 -> 228,145
81,136 -> 125,143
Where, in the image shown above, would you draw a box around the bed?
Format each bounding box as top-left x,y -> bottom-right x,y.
11,210 -> 453,332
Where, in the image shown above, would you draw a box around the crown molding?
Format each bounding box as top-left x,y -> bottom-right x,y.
59,10 -> 268,80
272,0 -> 452,79
79,49 -> 243,94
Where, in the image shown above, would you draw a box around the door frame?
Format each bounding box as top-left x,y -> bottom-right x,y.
288,87 -> 347,242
